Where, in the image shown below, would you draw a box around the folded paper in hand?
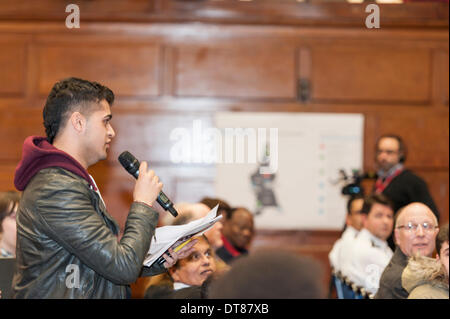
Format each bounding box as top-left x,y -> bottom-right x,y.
144,205 -> 221,267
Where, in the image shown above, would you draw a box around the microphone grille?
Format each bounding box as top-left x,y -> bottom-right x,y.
118,151 -> 134,167
118,151 -> 140,177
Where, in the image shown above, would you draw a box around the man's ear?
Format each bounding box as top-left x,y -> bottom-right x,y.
360,214 -> 368,228
394,228 -> 400,246
345,214 -> 351,227
70,112 -> 86,133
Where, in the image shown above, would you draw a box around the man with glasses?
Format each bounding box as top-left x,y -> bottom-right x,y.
402,223 -> 448,299
375,202 -> 439,299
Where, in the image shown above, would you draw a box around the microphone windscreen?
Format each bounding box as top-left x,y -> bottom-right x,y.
118,151 -> 140,178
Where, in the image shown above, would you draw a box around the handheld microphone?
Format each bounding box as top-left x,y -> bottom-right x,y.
118,151 -> 178,217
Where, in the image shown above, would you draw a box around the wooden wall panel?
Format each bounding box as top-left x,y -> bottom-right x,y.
0,36 -> 27,97
439,50 -> 449,106
0,164 -> 18,191
311,47 -> 431,104
109,109 -> 214,164
37,44 -> 161,98
416,169 -> 449,225
175,45 -> 297,99
372,113 -> 449,168
0,108 -> 45,162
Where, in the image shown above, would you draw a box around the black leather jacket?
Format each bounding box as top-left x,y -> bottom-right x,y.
13,167 -> 165,298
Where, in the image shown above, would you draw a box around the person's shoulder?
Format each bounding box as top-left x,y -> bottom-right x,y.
31,167 -> 89,189
171,286 -> 203,299
398,169 -> 425,183
24,167 -> 91,201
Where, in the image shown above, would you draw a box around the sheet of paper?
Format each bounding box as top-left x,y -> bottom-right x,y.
143,205 -> 221,267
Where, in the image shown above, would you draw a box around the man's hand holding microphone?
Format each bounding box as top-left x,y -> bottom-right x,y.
128,158 -> 197,269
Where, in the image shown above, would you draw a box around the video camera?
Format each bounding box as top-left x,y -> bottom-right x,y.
338,169 -> 377,196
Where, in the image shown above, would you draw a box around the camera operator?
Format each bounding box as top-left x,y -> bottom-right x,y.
374,134 -> 439,250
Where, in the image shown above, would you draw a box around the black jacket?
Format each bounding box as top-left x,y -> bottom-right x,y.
382,169 -> 439,219
13,168 -> 165,298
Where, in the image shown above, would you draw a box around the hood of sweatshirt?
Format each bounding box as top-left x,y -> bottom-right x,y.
14,136 -> 96,191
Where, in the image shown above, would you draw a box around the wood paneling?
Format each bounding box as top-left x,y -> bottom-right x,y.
109,109 -> 214,164
0,36 -> 27,97
0,1 -> 447,28
174,45 -> 297,99
0,108 -> 44,161
371,113 -> 449,168
0,2 -> 448,298
37,44 -> 161,98
311,47 -> 431,104
416,169 -> 449,225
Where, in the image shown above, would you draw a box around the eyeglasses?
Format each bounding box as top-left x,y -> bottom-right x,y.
396,222 -> 438,233
376,149 -> 399,155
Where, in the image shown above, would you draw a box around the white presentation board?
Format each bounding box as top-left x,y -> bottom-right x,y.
214,112 -> 364,230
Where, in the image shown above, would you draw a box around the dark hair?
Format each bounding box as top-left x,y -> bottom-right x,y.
200,197 -> 231,217
436,223 -> 449,256
361,193 -> 394,215
226,207 -> 253,220
347,194 -> 364,215
208,250 -> 325,299
0,191 -> 21,232
43,77 -> 114,144
376,134 -> 407,163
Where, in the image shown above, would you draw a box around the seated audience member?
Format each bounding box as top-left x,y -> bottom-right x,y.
329,195 -> 364,273
143,202 -> 227,297
340,194 -> 394,295
0,191 -> 20,258
145,235 -> 216,299
375,202 -> 439,299
402,223 -> 449,299
216,207 -> 254,264
208,249 -> 325,299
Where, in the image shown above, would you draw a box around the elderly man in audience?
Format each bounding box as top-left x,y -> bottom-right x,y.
340,194 -> 394,296
375,202 -> 439,299
402,223 -> 448,299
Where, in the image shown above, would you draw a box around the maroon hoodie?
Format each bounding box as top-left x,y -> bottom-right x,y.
14,136 -> 97,191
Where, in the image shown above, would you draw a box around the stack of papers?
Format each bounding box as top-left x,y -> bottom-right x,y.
144,205 -> 222,267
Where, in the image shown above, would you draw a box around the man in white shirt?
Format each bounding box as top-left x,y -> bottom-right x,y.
329,195 -> 364,273
341,194 -> 394,295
